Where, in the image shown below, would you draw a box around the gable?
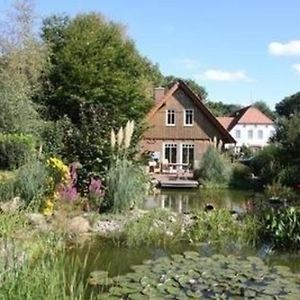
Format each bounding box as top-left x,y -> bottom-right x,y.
144,81 -> 235,143
237,107 -> 273,124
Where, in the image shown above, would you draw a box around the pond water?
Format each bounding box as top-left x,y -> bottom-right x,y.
68,189 -> 300,297
144,188 -> 256,213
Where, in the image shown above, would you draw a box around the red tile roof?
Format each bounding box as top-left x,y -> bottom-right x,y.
216,117 -> 235,130
217,106 -> 273,131
232,106 -> 274,125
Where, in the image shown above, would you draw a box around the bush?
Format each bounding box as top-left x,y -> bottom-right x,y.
278,165 -> 300,187
257,207 -> 300,250
250,145 -> 281,184
188,209 -> 241,244
230,163 -> 254,189
0,133 -> 36,170
198,146 -> 232,188
104,157 -> 149,213
123,209 -> 183,247
264,180 -> 297,202
0,159 -> 50,208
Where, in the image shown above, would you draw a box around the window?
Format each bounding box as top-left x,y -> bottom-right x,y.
164,144 -> 177,163
184,109 -> 194,126
248,129 -> 253,139
182,144 -> 194,168
235,130 -> 241,139
258,130 -> 263,139
270,130 -> 275,137
166,109 -> 175,126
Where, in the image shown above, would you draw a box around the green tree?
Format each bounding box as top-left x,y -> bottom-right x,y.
0,0 -> 46,135
41,13 -> 159,123
206,101 -> 241,117
40,13 -> 162,174
162,75 -> 208,101
276,91 -> 300,117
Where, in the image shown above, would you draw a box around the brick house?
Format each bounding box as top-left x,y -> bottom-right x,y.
140,80 -> 235,171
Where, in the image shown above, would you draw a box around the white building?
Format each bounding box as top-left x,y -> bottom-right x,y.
217,106 -> 275,151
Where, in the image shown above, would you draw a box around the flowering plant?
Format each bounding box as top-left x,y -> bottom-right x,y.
88,176 -> 105,211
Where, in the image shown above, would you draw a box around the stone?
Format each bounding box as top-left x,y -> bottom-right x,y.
92,220 -> 122,236
67,216 -> 91,234
26,213 -> 48,231
0,197 -> 22,213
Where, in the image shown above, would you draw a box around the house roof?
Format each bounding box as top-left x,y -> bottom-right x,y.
216,117 -> 235,130
146,80 -> 236,143
217,106 -> 274,131
231,106 -> 273,128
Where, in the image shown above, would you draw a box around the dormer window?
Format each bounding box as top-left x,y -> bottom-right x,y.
184,109 -> 194,126
166,109 -> 175,126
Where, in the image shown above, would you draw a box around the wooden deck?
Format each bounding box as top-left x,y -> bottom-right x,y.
151,173 -> 199,189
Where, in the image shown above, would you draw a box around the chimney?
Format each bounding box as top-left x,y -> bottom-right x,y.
154,87 -> 165,105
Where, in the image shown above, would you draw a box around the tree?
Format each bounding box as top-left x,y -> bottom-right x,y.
41,13 -> 160,124
0,0 -> 46,135
40,13 -> 163,173
275,91 -> 300,118
206,101 -> 241,117
253,101 -> 275,120
162,75 -> 208,101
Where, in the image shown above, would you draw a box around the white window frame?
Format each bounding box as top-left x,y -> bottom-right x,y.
184,109 -> 194,126
163,143 -> 178,164
180,143 -> 195,168
257,129 -> 263,139
165,109 -> 176,126
235,129 -> 241,139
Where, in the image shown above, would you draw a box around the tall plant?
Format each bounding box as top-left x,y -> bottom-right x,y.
105,121 -> 148,213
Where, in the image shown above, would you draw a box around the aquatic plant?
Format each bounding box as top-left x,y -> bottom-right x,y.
91,253 -> 300,299
188,209 -> 242,245
123,209 -> 183,247
257,206 -> 300,250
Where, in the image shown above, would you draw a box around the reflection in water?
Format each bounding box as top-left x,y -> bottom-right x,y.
144,189 -> 255,213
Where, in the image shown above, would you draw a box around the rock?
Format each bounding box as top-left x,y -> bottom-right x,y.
0,197 -> 22,213
92,220 -> 122,236
67,216 -> 91,234
26,213 -> 48,231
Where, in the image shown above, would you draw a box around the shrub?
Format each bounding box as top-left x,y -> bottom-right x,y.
264,180 -> 297,202
188,209 -> 242,244
278,165 -> 300,187
0,133 -> 36,170
104,158 -> 149,213
198,146 -> 232,188
257,207 -> 300,250
123,209 -> 183,247
13,159 -> 49,209
230,162 -> 254,189
250,145 -> 281,184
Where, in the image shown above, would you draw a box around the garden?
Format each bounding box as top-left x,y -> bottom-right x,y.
1,1 -> 300,299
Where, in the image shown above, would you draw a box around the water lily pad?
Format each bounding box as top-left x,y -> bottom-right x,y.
88,270 -> 113,286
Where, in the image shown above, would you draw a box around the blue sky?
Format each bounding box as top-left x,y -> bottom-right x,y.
1,0 -> 300,108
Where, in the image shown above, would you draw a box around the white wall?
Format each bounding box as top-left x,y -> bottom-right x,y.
229,123 -> 275,149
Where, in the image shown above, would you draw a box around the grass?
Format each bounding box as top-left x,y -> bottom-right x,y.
0,212 -> 94,300
121,209 -> 184,248
0,250 -> 93,300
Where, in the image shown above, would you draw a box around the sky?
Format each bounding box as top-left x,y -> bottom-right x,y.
1,0 -> 300,108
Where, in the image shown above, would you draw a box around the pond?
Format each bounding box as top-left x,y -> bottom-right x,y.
144,188 -> 256,213
68,189 -> 300,298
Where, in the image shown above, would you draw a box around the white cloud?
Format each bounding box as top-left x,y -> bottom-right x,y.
198,69 -> 253,82
292,64 -> 300,74
177,58 -> 200,70
269,40 -> 300,56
